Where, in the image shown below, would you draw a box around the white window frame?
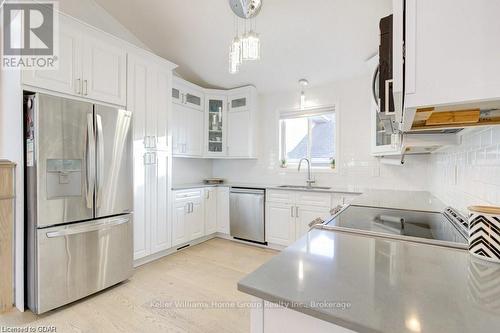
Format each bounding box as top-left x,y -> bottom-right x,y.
278,105 -> 339,172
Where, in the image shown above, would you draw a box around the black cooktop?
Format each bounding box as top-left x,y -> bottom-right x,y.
326,205 -> 468,246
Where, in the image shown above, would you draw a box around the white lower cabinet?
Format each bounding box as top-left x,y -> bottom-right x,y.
204,188 -> 217,235
172,189 -> 204,247
295,205 -> 331,240
133,151 -> 171,260
216,187 -> 230,234
266,190 -> 334,246
266,203 -> 296,246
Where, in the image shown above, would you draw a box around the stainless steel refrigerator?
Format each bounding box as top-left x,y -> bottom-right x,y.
24,92 -> 133,314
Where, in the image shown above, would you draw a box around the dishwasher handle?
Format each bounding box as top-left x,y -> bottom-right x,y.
230,187 -> 265,195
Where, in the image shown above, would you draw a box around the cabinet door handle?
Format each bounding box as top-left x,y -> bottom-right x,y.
189,202 -> 193,213
384,79 -> 393,114
76,79 -> 82,95
295,206 -> 299,218
83,80 -> 88,96
291,206 -> 294,218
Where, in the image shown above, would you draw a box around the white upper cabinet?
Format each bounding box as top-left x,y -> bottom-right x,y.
172,82 -> 257,159
172,78 -> 205,157
205,94 -> 227,156
82,31 -> 127,106
172,78 -> 204,111
22,15 -> 81,96
227,86 -> 257,158
23,14 -> 127,106
403,0 -> 500,114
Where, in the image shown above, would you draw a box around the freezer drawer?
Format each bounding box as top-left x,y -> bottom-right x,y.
230,188 -> 265,243
29,215 -> 133,314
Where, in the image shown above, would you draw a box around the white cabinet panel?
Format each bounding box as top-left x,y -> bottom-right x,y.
172,200 -> 189,247
266,190 -> 295,204
295,192 -> 331,208
151,152 -> 171,253
404,0 -> 500,110
154,69 -> 171,150
227,110 -> 251,157
190,200 -> 204,240
204,188 -> 217,235
133,154 -> 149,260
187,109 -> 204,156
82,33 -> 127,106
266,203 -> 295,246
172,104 -> 204,157
172,189 -> 204,246
216,187 -> 230,234
128,59 -> 149,153
22,17 -> 81,96
134,151 -> 171,259
295,205 -> 330,240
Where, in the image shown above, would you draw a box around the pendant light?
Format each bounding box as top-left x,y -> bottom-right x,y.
228,0 -> 263,73
299,79 -> 309,109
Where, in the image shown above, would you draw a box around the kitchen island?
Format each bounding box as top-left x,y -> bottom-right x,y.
238,225 -> 500,333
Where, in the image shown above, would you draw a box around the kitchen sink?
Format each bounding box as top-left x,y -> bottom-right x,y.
277,185 -> 332,190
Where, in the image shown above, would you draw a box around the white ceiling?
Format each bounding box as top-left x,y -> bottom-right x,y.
95,0 -> 392,94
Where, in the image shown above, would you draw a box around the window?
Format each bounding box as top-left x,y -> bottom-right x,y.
279,107 -> 337,169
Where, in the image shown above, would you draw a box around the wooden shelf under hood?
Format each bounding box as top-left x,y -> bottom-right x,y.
410,107 -> 500,132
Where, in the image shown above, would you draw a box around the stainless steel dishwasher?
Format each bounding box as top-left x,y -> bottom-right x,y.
230,188 -> 266,244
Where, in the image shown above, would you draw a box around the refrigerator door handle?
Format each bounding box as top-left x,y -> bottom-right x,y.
85,113 -> 95,209
45,217 -> 130,238
95,114 -> 105,208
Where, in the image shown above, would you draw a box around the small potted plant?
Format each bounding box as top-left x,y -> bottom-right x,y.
280,159 -> 287,168
330,158 -> 336,170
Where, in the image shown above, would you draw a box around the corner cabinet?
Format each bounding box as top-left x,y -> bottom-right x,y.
172,79 -> 257,159
22,14 -> 127,106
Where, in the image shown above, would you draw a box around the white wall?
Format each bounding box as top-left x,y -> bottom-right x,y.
52,0 -> 150,50
212,73 -> 431,191
430,126 -> 500,214
172,158 -> 213,186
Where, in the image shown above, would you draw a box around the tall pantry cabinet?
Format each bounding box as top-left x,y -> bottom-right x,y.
128,50 -> 177,261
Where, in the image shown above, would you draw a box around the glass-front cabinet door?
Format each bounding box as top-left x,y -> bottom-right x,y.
205,95 -> 226,156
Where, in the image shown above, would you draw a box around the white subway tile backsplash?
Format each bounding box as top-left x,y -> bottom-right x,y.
431,126 -> 500,213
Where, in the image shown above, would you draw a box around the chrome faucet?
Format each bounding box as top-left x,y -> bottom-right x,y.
298,158 -> 316,188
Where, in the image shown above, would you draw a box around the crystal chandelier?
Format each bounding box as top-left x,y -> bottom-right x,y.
228,0 -> 263,74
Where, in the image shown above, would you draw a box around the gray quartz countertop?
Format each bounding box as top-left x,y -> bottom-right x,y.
238,229 -> 500,333
171,183 -> 363,194
350,189 -> 446,212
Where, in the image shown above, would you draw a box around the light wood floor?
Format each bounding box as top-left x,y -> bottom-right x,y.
0,238 -> 277,333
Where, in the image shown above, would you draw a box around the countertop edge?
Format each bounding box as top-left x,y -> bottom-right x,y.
237,282 -> 380,333
171,183 -> 363,195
